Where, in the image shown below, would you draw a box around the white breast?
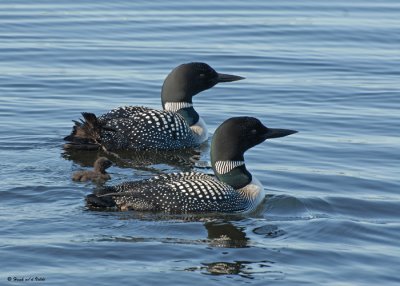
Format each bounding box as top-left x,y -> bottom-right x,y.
237,176 -> 265,213
190,117 -> 208,144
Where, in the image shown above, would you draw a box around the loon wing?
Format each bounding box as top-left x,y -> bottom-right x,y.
98,106 -> 153,121
101,109 -> 195,150
64,107 -> 153,150
65,107 -> 196,151
86,172 -> 248,213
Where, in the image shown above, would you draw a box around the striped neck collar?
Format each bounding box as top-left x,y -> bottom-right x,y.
215,160 -> 245,175
164,101 -> 199,126
164,102 -> 193,113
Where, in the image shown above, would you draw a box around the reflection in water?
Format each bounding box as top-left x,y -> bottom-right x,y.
62,143 -> 211,173
203,261 -> 244,275
185,260 -> 282,280
253,224 -> 287,238
80,214 -> 285,279
84,216 -> 249,248
205,221 -> 248,248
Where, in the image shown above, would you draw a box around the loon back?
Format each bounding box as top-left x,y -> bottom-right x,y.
64,108 -> 197,151
109,107 -> 198,150
86,172 -> 251,213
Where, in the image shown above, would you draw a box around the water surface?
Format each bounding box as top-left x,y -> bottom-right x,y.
1,1 -> 400,285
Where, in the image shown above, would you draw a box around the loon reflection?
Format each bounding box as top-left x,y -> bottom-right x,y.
88,217 -> 249,248
62,143 -> 209,174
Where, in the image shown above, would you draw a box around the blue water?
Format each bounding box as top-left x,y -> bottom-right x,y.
1,1 -> 400,285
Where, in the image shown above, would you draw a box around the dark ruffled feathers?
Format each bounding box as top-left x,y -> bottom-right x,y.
64,112 -> 115,150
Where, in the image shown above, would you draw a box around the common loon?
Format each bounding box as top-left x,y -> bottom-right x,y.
64,62 -> 244,151
72,157 -> 112,183
86,117 -> 297,213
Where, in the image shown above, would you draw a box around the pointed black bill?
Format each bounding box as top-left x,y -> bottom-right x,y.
263,128 -> 298,139
217,73 -> 245,83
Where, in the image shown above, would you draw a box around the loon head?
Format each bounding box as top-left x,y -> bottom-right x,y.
161,62 -> 244,125
211,117 -> 297,189
93,157 -> 112,173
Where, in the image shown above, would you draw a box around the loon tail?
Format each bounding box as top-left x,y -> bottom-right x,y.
86,183 -> 158,211
63,112 -> 107,150
85,186 -> 117,209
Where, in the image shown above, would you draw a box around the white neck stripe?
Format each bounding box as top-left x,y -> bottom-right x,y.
215,161 -> 245,174
164,102 -> 193,113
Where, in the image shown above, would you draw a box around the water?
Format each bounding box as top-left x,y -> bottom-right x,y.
1,0 -> 400,285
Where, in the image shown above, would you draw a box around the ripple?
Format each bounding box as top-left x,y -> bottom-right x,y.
1,0 -> 400,285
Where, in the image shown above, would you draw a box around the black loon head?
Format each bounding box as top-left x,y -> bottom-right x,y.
93,157 -> 112,173
161,62 -> 244,125
211,117 -> 297,189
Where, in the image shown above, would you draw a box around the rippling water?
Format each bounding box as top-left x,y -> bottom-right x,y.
1,1 -> 400,285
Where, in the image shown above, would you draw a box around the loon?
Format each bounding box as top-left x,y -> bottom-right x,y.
72,157 -> 112,183
86,117 -> 297,213
64,62 -> 244,151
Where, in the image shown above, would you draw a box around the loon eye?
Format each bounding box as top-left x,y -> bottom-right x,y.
199,73 -> 206,78
250,129 -> 257,135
